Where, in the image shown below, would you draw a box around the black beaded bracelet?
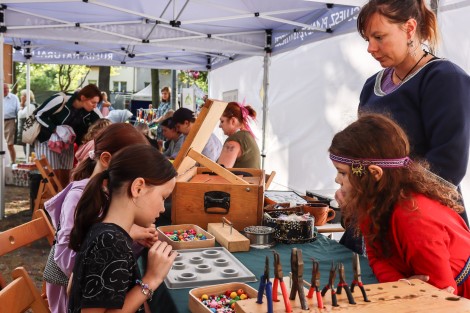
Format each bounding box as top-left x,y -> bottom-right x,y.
135,279 -> 154,300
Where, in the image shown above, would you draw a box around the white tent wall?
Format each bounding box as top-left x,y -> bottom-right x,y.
439,0 -> 470,206
209,31 -> 380,193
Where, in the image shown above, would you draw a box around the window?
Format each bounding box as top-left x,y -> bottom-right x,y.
113,81 -> 127,92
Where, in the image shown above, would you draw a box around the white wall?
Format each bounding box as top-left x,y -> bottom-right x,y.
439,0 -> 470,205
209,32 -> 380,194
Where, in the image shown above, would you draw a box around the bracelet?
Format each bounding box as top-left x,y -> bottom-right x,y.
135,279 -> 154,300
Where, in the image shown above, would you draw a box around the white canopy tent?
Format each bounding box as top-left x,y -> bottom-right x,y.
1,0 -> 470,216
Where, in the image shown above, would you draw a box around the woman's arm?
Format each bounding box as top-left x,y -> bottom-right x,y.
35,94 -> 66,133
218,141 -> 241,168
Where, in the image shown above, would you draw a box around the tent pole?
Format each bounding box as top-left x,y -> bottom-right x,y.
25,56 -> 31,159
0,31 -> 5,219
261,52 -> 270,170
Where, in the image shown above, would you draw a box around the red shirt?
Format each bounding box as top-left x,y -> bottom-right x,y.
362,194 -> 470,298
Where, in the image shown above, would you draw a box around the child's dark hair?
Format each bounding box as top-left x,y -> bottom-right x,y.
71,123 -> 149,181
329,113 -> 462,257
69,144 -> 177,251
160,117 -> 175,129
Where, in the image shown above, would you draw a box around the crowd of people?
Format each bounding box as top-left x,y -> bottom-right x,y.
1,0 -> 469,311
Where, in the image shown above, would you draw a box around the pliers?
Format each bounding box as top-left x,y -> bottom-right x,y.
336,262 -> 356,304
289,248 -> 309,310
306,259 -> 324,309
257,255 -> 274,313
321,262 -> 339,307
350,253 -> 370,302
272,251 -> 292,312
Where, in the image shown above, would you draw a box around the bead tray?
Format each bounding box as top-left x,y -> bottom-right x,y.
164,247 -> 257,289
156,224 -> 215,250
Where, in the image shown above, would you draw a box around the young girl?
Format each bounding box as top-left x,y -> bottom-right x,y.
45,123 -> 156,313
68,144 -> 177,312
329,113 -> 470,298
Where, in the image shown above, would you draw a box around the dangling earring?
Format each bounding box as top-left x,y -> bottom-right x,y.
408,39 -> 417,57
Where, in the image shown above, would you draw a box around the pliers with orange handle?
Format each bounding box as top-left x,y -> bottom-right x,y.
306,260 -> 324,309
272,250 -> 292,312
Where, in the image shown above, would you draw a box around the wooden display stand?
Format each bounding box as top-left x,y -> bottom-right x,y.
235,278 -> 470,312
171,100 -> 264,231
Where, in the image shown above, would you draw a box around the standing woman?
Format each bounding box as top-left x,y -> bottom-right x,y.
153,86 -> 174,141
357,0 -> 470,224
17,89 -> 37,153
35,84 -> 102,187
218,102 -> 260,169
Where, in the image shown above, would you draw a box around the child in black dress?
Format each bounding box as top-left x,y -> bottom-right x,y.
68,144 -> 177,312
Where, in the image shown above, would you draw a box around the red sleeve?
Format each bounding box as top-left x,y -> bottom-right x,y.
364,237 -> 404,282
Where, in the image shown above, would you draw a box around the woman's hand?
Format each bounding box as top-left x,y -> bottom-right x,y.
130,224 -> 159,248
143,241 -> 177,290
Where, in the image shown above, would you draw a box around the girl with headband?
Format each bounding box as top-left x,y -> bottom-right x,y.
329,113 -> 470,298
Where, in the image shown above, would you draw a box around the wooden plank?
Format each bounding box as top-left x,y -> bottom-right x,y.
235,278 -> 470,312
173,99 -> 228,174
207,222 -> 250,252
187,149 -> 249,185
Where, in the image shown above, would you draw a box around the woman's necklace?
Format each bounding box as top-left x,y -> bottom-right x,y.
394,50 -> 429,82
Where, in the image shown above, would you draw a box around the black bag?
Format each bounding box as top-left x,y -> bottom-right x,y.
43,244 -> 69,286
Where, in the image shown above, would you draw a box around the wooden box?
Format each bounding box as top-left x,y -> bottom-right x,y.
188,282 -> 259,313
172,167 -> 264,231
207,222 -> 250,252
171,99 -> 264,231
156,224 -> 215,250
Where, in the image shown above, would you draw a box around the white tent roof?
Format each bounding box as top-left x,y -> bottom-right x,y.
131,84 -> 152,101
2,0 -> 363,70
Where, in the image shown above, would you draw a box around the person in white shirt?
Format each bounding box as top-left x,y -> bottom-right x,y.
18,89 -> 37,150
3,84 -> 20,164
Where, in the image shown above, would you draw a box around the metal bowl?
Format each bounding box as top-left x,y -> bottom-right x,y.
244,226 -> 275,247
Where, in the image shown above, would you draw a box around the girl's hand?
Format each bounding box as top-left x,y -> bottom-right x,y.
144,241 -> 177,289
407,275 -> 429,282
334,189 -> 345,208
130,224 -> 158,248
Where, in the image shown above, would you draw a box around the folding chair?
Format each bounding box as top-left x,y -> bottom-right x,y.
0,209 -> 55,300
0,267 -> 50,313
33,155 -> 63,214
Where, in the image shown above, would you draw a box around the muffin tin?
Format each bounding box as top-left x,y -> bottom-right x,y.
164,247 -> 257,289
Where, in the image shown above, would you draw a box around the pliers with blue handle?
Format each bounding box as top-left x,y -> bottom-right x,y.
257,255 -> 273,313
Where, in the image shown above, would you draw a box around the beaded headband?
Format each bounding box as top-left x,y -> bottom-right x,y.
329,153 -> 412,176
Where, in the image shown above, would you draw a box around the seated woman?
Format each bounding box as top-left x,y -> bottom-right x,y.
161,117 -> 183,160
329,113 -> 470,299
218,102 -> 260,169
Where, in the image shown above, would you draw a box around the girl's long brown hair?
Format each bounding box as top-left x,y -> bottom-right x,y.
71,123 -> 149,181
329,114 -> 462,257
69,144 -> 177,251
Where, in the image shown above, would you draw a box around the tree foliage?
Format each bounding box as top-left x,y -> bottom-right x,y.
178,70 -> 208,92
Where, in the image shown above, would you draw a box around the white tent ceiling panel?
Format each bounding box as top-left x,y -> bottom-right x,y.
2,0 -> 361,69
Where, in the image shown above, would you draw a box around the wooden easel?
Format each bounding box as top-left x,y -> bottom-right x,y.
33,155 -> 63,214
173,99 -> 250,185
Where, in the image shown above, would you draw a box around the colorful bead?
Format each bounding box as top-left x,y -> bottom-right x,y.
164,228 -> 208,242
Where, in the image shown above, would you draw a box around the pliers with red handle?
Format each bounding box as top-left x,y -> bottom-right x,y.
289,248 -> 309,310
336,262 -> 356,304
321,261 -> 339,307
306,260 -> 324,309
272,251 -> 292,312
350,253 -> 370,302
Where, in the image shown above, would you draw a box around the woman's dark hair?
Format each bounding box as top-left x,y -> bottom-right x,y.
77,84 -> 103,102
69,144 -> 177,251
160,117 -> 175,129
329,113 -> 462,257
71,123 -> 149,181
357,0 -> 438,50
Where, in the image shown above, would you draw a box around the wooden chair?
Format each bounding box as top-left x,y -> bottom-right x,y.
0,209 -> 55,300
0,267 -> 50,313
33,155 -> 63,214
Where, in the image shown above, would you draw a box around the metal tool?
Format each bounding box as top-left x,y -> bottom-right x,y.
336,262 -> 356,304
289,248 -> 309,310
321,261 -> 339,307
350,253 -> 370,302
222,217 -> 233,235
257,256 -> 273,313
306,259 -> 324,309
272,251 -> 292,312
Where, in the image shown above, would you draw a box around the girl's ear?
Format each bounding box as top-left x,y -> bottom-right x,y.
99,151 -> 112,168
130,177 -> 146,197
368,165 -> 383,181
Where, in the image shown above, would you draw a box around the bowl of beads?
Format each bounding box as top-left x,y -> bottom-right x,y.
188,282 -> 257,313
157,224 -> 215,250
